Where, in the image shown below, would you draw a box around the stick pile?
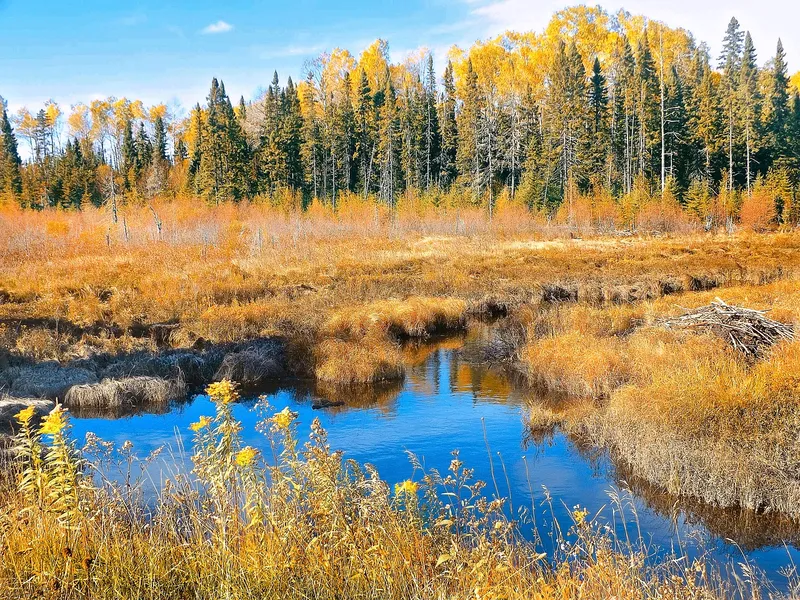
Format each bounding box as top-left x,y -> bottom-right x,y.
660,298 -> 794,358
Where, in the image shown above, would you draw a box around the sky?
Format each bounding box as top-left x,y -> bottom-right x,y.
1,0 -> 798,118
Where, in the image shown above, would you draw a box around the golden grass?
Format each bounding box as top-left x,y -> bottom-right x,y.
314,336 -> 405,384
1,201 -> 799,371
0,382 -> 729,599
324,297 -> 467,339
517,279 -> 800,516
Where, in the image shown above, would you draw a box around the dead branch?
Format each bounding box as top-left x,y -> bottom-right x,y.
659,298 -> 794,358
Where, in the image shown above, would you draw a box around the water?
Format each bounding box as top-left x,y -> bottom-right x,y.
69,324 -> 800,591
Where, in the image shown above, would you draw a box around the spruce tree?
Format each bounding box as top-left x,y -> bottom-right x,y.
719,17 -> 743,191
589,57 -> 610,188
121,119 -> 137,190
376,78 -> 400,206
439,61 -> 458,188
634,30 -> 660,179
423,54 -> 441,190
456,59 -> 481,196
153,115 -> 168,162
353,69 -> 376,196
197,78 -> 251,202
738,32 -> 761,191
768,39 -> 790,164
0,106 -> 23,197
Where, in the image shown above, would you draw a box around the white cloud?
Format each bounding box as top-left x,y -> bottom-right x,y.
201,20 -> 234,35
256,44 -> 325,60
462,0 -> 799,70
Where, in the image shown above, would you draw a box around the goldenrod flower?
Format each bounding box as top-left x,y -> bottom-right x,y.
15,406 -> 36,425
206,380 -> 240,404
189,415 -> 212,432
235,446 -> 258,467
271,407 -> 296,430
394,480 -> 419,496
39,407 -> 67,436
572,506 -> 589,526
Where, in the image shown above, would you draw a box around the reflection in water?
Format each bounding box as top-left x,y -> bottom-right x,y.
67,323 -> 800,590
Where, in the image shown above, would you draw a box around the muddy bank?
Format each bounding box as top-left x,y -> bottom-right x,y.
0,338 -> 287,433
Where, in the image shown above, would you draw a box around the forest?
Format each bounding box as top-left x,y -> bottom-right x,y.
1,6 -> 800,229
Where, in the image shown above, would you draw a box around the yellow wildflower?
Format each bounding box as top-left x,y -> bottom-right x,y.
235,446 -> 259,467
206,380 -> 240,404
15,406 -> 36,425
572,506 -> 589,526
271,407 -> 296,430
189,415 -> 212,432
39,406 -> 67,436
394,480 -> 419,496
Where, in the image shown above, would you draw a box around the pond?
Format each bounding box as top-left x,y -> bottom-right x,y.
69,323 -> 800,592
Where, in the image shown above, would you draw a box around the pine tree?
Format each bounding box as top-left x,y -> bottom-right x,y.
718,17 -> 745,71
121,119 -> 137,190
0,106 -> 23,198
196,78 -> 250,202
282,77 -> 304,191
634,30 -> 660,179
589,57 -> 610,188
353,69 -> 376,196
439,61 -> 458,188
688,53 -> 720,179
738,32 -> 761,191
456,59 -> 481,197
423,54 -> 441,190
376,79 -> 400,206
719,17 -> 744,191
153,115 -> 168,162
767,39 -> 791,164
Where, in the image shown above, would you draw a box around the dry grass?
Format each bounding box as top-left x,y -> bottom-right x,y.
516,279 -> 800,517
314,336 -> 405,384
63,376 -> 185,410
1,201 -> 798,374
324,297 -> 467,339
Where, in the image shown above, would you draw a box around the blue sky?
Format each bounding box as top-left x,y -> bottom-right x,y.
1,0 -> 798,116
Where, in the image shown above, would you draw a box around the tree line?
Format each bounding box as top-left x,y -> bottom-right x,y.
1,7 -> 800,226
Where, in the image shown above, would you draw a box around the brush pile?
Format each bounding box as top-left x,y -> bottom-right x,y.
660,298 -> 794,358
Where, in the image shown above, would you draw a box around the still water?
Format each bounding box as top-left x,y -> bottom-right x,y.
69,324 -> 800,591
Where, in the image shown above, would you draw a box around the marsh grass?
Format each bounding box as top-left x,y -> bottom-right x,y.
515,280 -> 800,518
0,380 -> 755,599
1,201 -> 798,374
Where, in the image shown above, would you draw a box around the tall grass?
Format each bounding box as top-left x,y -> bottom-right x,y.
515,280 -> 800,517
0,380 -> 742,599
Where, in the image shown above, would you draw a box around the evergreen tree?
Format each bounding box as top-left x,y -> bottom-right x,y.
767,39 -> 791,164
439,61 -> 458,188
718,17 -> 745,71
589,57 -> 610,187
456,59 -> 481,196
121,119 -> 137,190
719,17 -> 744,191
610,36 -> 637,194
353,69 -> 376,196
0,106 -> 23,197
195,78 -> 250,202
634,30 -> 660,179
738,32 -> 761,191
376,78 -> 400,206
153,115 -> 168,162
423,54 -> 441,190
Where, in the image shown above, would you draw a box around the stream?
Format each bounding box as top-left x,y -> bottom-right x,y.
68,323 -> 800,592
